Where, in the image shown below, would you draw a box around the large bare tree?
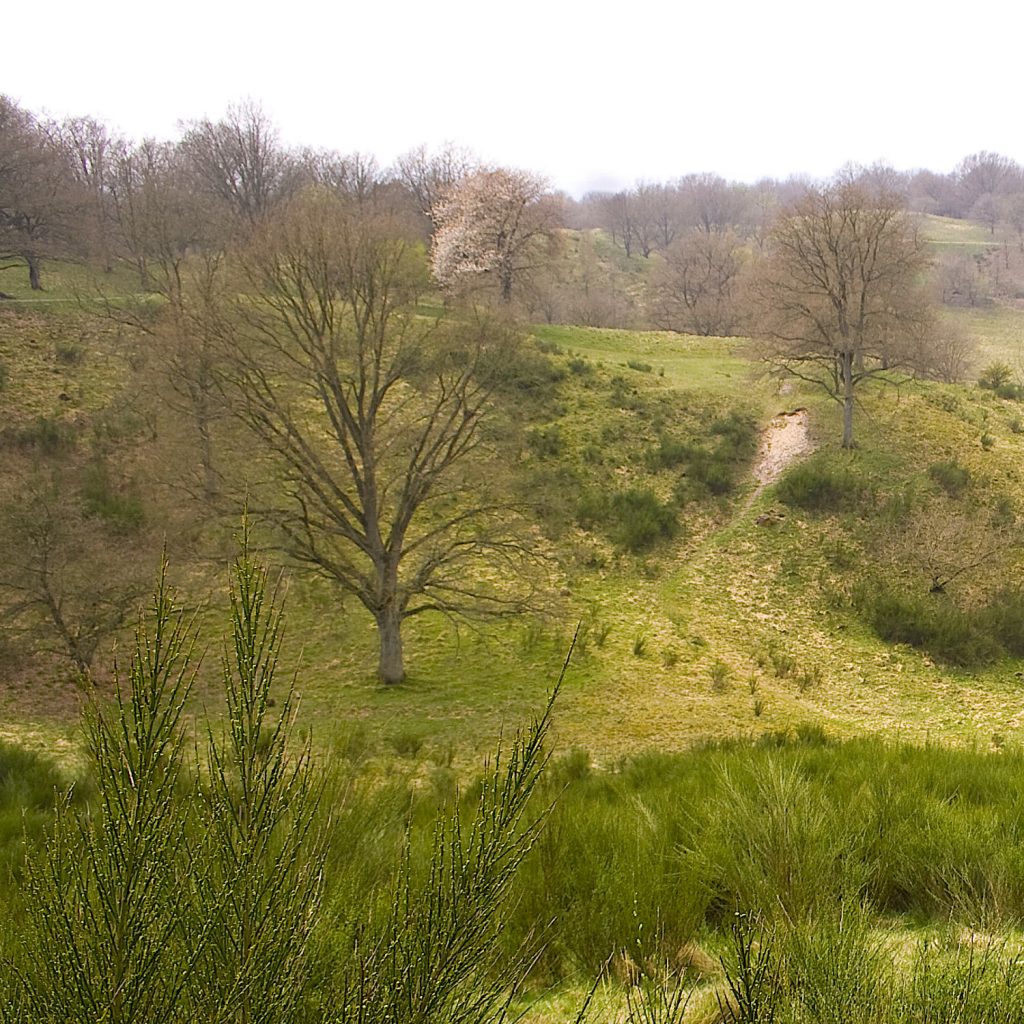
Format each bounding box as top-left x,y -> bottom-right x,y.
213,190 -> 532,683
751,178 -> 933,448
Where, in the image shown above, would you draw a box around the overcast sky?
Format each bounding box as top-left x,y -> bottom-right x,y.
5,0 -> 1019,196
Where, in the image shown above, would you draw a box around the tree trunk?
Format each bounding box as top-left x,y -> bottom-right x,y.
499,266 -> 513,303
841,350 -> 856,449
26,253 -> 41,291
376,602 -> 405,684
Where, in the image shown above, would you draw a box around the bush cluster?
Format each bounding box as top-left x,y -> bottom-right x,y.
776,456 -> 867,511
854,580 -> 1024,667
577,486 -> 678,553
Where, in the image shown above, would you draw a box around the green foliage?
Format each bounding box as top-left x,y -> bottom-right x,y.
2,416 -> 77,455
0,744 -> 80,901
17,568 -> 199,1023
626,359 -> 653,373
11,546 -> 323,1024
334,690 -> 557,1024
710,660 -> 731,692
928,459 -> 972,497
79,460 -> 145,533
978,361 -> 1015,390
526,423 -> 564,458
853,580 -> 1002,667
776,457 -> 866,511
53,340 -> 85,367
577,487 -> 678,553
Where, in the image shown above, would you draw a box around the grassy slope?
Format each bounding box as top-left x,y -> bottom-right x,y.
5,255 -> 1024,770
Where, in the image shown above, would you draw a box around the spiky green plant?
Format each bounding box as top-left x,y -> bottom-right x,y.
15,565 -> 198,1024
185,541 -> 323,1024
334,681 -> 560,1024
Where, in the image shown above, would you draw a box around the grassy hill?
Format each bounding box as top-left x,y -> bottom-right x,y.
5,261 -> 1024,773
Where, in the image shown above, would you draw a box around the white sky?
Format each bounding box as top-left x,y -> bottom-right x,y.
5,0 -> 1021,196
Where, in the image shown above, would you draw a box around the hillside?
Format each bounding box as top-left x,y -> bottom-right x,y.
5,261 -> 1024,770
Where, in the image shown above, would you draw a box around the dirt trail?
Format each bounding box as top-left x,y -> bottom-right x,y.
751,409 -> 814,496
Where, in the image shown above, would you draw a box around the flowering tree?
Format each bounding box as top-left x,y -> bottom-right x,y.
430,168 -> 560,303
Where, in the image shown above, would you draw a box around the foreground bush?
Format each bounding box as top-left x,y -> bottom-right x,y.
1,544 -> 555,1024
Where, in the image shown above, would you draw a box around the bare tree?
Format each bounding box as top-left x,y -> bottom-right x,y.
0,96 -> 79,289
648,229 -> 747,336
108,138 -> 210,294
431,168 -> 561,303
751,178 -> 933,448
179,100 -> 294,226
0,466 -> 153,677
393,143 -> 475,223
211,190 -> 533,683
51,115 -> 118,272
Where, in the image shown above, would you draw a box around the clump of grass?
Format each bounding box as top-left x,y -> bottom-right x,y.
633,632 -> 648,658
54,339 -> 86,366
796,665 -> 822,693
710,660 -> 731,692
627,359 -> 653,373
765,645 -> 797,679
928,460 -> 971,497
662,648 -> 680,668
388,725 -> 429,759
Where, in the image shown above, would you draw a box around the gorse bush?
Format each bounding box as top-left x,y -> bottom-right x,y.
978,361 -> 1015,391
776,457 -> 867,511
1,540 -> 559,1024
853,580 -> 1001,667
577,487 -> 678,553
653,411 -> 757,500
853,579 -> 1024,667
12,547 -> 323,1024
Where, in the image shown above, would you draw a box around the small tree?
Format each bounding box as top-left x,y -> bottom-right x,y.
751,178 -> 933,448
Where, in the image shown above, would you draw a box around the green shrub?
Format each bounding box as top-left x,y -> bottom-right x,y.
853,580 -> 1001,667
80,460 -> 145,533
609,489 -> 678,552
577,487 -> 678,553
647,435 -> 692,470
776,458 -> 866,511
526,423 -> 564,458
979,361 -> 1015,390
4,416 -> 76,455
980,588 -> 1024,655
626,359 -> 653,373
54,340 -> 85,366
533,337 -> 562,355
928,460 -> 971,497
